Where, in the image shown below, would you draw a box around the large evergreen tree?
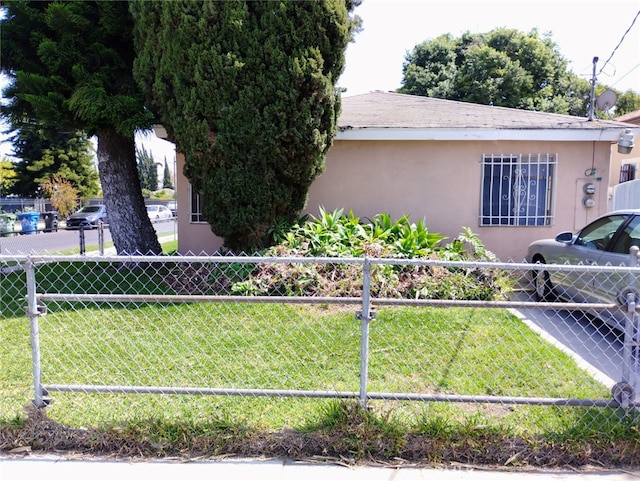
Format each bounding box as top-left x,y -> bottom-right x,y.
8,124 -> 99,198
399,28 -> 640,117
132,0 -> 359,252
1,1 -> 161,254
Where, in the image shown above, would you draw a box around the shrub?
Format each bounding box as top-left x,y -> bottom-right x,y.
229,209 -> 513,300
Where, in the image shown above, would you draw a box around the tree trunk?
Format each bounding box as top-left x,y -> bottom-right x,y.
96,127 -> 162,255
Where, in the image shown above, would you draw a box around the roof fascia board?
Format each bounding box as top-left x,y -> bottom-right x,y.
335,127 -> 640,142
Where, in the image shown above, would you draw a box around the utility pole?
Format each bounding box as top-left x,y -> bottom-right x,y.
588,56 -> 598,121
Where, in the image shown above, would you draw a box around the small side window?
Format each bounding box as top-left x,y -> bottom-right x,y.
189,186 -> 207,223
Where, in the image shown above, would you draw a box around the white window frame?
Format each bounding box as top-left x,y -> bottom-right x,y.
189,185 -> 207,223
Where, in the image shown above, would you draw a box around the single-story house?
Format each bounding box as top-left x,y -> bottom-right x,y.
160,91 -> 640,261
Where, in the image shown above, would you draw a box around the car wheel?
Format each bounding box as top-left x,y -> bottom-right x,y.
532,258 -> 554,301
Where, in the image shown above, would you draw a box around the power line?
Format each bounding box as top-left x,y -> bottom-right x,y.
608,62 -> 640,90
597,9 -> 640,78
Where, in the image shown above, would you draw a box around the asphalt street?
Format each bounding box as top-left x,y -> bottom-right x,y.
0,218 -> 176,255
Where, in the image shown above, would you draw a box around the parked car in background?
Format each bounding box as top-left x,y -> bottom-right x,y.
66,204 -> 108,229
146,204 -> 173,221
526,209 -> 640,333
166,201 -> 177,217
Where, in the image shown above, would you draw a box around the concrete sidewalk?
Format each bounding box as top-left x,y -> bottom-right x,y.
1,455 -> 638,481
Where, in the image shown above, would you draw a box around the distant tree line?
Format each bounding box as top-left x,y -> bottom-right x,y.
399,28 -> 640,117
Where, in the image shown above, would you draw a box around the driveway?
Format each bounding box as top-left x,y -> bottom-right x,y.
510,284 -> 640,406
512,303 -> 624,389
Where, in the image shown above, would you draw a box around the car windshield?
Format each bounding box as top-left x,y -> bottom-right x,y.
78,206 -> 101,213
147,206 -> 158,211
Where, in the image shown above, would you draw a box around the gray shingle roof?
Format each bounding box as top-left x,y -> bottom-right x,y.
338,91 -> 633,131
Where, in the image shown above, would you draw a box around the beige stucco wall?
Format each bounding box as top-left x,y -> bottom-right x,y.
176,139 -> 614,261
174,152 -> 225,255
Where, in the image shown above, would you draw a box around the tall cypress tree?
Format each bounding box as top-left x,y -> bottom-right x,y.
136,145 -> 158,192
162,158 -> 173,190
132,0 -> 360,252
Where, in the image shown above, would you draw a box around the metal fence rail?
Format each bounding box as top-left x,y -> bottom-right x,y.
1,253 -> 639,429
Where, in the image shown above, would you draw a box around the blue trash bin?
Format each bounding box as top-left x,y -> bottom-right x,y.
16,212 -> 40,235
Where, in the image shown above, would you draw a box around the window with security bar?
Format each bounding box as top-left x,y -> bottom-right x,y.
480,154 -> 556,226
620,163 -> 636,183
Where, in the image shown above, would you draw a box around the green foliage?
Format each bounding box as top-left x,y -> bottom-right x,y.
7,126 -> 99,198
269,207 -> 450,259
149,189 -> 174,200
136,145 -> 158,192
615,89 -> 640,117
444,227 -> 497,261
132,1 -> 360,252
399,34 -> 458,98
0,157 -> 18,196
399,28 -> 625,116
162,158 -> 173,190
231,209 -> 512,300
1,1 -> 152,138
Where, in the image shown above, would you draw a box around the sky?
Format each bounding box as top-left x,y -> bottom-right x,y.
2,0 -> 640,163
338,0 -> 640,96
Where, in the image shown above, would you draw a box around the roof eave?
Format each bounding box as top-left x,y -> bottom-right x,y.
335,127 -> 640,142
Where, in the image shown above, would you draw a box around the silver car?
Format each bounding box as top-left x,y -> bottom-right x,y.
526,209 -> 640,332
66,204 -> 108,229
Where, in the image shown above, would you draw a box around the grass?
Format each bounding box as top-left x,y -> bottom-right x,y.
1,257 -> 638,467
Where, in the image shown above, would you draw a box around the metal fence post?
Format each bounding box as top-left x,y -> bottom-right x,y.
631,309 -> 640,407
613,247 -> 640,413
25,257 -> 47,408
358,257 -> 374,408
79,226 -> 86,255
627,247 -> 640,407
98,222 -> 104,255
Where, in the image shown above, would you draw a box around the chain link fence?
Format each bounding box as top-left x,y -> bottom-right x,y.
1,253 -> 639,434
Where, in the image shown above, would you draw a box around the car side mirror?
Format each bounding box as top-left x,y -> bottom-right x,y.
555,231 -> 573,243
